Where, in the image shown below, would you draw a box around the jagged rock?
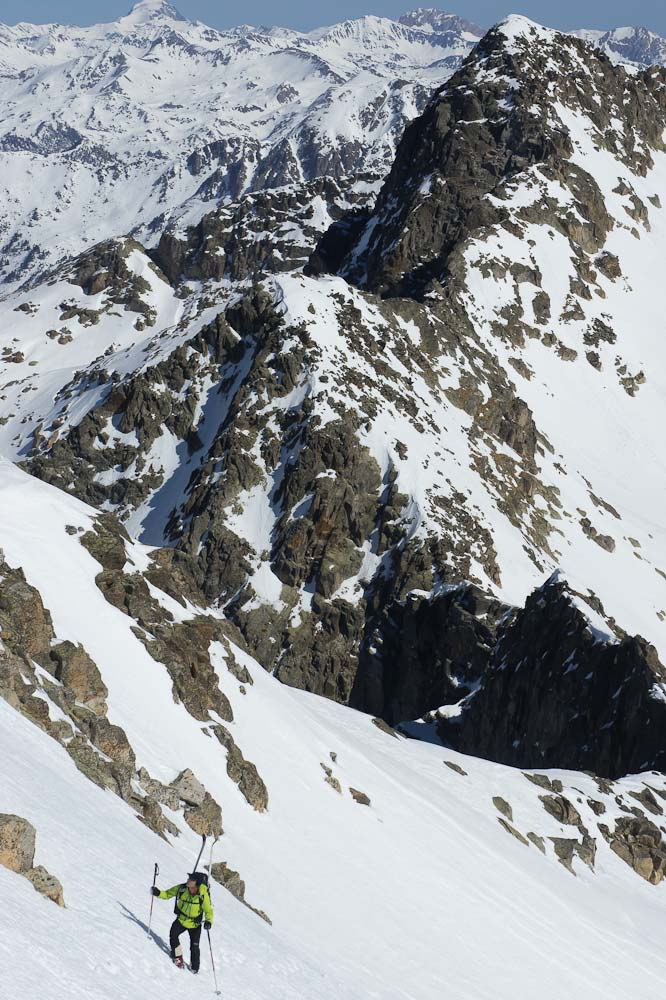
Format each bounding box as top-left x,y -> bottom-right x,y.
321,763 -> 342,794
139,797 -> 179,840
137,768 -> 180,811
0,814 -> 35,872
371,718 -> 400,739
209,861 -> 271,925
629,787 -> 663,816
606,816 -> 666,884
551,838 -> 576,872
527,832 -> 546,853
70,239 -> 160,320
493,797 -> 513,821
441,576 -> 666,778
0,562 -> 54,666
145,548 -> 206,610
498,818 -> 529,846
355,584 -> 507,723
66,735 -> 131,798
550,836 -> 596,874
0,815 -> 65,904
444,761 -> 467,776
143,618 -> 234,723
210,861 -> 245,901
327,24 -> 635,297
184,792 -> 223,838
276,598 -> 365,704
350,788 -> 371,806
26,865 -> 65,907
89,716 -> 135,770
539,795 -> 581,826
171,768 -> 206,807
524,774 -> 564,793
155,176 -> 374,285
213,726 -> 269,812
49,642 -> 108,716
80,515 -> 129,573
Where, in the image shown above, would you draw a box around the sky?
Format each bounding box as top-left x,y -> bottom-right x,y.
2,0 -> 666,34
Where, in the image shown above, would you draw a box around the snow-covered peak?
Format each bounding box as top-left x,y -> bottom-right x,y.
494,14 -> 559,48
398,8 -> 483,39
573,24 -> 666,67
120,0 -> 188,24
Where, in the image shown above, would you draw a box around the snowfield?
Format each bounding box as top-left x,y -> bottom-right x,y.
2,462 -> 666,998
3,7 -> 666,999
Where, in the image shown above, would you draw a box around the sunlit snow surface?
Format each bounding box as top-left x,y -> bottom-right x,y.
2,461 -> 666,998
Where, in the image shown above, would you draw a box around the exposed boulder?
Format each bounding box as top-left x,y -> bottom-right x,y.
0,814 -> 35,872
539,795 -> 581,826
0,815 -> 65,905
493,797 -> 513,822
0,561 -> 54,667
171,768 -> 206,807
138,768 -> 180,811
26,865 -> 65,907
49,642 -> 108,716
349,788 -> 371,806
603,816 -> 666,884
184,792 -> 223,838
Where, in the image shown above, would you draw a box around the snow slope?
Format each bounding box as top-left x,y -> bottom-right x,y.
2,461 -> 666,999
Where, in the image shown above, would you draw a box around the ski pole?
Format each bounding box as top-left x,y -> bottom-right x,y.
148,862 -> 159,939
207,928 -> 220,996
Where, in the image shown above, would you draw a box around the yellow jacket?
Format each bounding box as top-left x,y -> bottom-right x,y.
159,883 -> 214,929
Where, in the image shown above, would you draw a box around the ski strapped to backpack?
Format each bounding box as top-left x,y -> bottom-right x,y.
173,836 -> 213,926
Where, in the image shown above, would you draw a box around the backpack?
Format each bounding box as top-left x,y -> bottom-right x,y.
190,871 -> 209,889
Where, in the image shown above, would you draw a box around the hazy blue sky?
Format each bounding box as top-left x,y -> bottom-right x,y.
3,0 -> 666,35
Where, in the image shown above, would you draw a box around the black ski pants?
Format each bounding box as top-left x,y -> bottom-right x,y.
170,918 -> 202,971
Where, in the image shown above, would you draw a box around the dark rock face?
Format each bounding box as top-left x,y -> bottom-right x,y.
440,576 -> 666,778
352,583 -> 508,723
318,21 -> 666,298
154,176 -> 378,285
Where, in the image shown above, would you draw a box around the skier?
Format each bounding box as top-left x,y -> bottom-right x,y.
151,872 -> 214,973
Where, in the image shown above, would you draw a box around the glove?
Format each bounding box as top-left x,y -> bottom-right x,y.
204,921 -> 212,930
151,886 -> 160,897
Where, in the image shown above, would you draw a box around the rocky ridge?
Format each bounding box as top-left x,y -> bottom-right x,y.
1,15 -> 666,807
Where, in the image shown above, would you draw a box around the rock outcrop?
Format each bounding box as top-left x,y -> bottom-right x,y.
326,19 -> 665,298
0,814 -> 65,906
209,861 -> 272,924
440,576 -> 666,778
